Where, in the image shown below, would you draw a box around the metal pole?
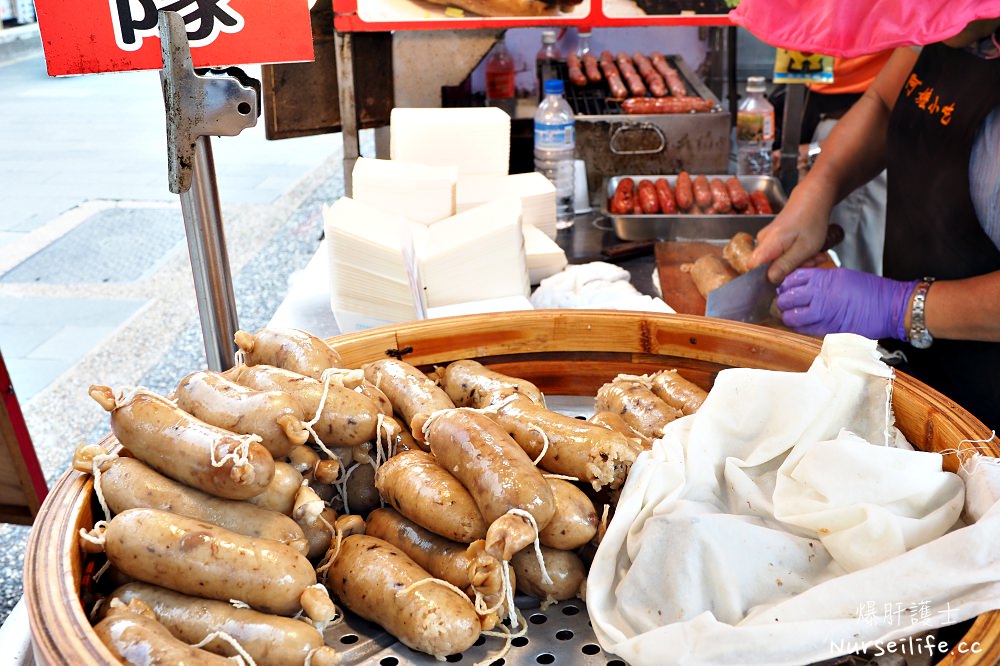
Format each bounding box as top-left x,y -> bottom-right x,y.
178,135 -> 239,371
779,84 -> 806,194
335,30 -> 360,196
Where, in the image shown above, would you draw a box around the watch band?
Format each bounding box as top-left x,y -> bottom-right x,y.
908,278 -> 936,348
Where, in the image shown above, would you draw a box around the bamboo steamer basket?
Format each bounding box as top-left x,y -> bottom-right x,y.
23,311 -> 1000,665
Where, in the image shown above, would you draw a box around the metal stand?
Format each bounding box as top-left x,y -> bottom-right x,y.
158,11 -> 260,371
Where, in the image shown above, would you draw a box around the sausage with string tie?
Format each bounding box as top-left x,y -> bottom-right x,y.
234,327 -> 342,380
89,385 -> 274,500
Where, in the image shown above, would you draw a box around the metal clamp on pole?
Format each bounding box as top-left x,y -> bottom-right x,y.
158,11 -> 260,371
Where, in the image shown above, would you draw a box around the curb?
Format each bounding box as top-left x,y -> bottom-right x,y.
0,22 -> 42,65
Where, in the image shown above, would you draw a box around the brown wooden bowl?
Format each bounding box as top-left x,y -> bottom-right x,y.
23,311 -> 1000,665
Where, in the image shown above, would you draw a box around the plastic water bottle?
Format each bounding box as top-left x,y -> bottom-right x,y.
534,79 -> 576,229
736,76 -> 775,176
535,30 -> 562,100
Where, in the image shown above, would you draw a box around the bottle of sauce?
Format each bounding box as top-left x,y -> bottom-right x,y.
485,39 -> 516,116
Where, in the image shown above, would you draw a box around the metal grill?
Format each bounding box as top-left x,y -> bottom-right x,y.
552,56 -> 699,117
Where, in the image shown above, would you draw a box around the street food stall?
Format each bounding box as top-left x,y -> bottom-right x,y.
12,0 -> 1000,665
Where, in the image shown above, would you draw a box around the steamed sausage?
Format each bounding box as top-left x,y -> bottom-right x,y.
589,410 -> 651,449
609,177 -> 635,215
375,449 -> 487,543
654,178 -> 677,214
366,507 -> 506,627
675,172 -> 694,211
750,189 -> 773,214
620,96 -> 713,114
723,231 -> 755,274
709,178 -> 732,213
247,461 -> 303,515
596,378 -> 683,440
726,176 -> 750,211
511,546 -> 586,604
650,369 -> 708,416
488,397 -> 638,490
226,364 -> 379,447
637,179 -> 659,214
692,175 -> 713,210
538,478 -> 598,550
437,359 -> 545,409
97,456 -> 306,552
174,370 -> 308,458
363,359 -> 455,437
103,508 -> 316,615
685,254 -> 737,299
107,583 -> 338,666
89,386 -> 274,500
234,327 -> 342,380
326,535 -> 481,659
424,409 -> 555,560
94,600 -> 235,666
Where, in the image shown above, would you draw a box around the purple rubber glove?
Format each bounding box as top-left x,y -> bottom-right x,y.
776,268 -> 918,340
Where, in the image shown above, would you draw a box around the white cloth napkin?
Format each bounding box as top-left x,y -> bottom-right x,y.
587,334 -> 1000,666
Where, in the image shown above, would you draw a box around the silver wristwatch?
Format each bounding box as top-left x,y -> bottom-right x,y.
908,278 -> 936,349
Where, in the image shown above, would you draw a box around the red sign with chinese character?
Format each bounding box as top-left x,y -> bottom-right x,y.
35,0 -> 314,76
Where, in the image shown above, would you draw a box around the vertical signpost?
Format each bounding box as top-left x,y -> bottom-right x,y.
32,0 -> 314,369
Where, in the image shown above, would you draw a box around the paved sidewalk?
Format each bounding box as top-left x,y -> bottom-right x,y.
0,49 -> 360,626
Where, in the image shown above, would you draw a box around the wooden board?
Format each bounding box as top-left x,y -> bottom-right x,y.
0,349 -> 46,525
655,240 -> 836,325
655,240 -> 724,316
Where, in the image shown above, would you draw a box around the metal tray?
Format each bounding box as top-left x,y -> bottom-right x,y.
603,175 -> 787,242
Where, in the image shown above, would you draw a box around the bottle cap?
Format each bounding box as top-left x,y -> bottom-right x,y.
542,30 -> 557,44
544,79 -> 564,95
746,76 -> 767,93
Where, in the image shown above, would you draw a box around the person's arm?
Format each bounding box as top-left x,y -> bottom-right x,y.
750,48 -> 920,283
911,272 -> 1000,342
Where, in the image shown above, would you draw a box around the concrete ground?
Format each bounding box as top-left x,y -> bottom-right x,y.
0,36 -> 360,625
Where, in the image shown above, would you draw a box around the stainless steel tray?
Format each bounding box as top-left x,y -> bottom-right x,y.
603,174 -> 787,242
324,596 -> 618,666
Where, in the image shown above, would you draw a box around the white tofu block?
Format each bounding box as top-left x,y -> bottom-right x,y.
523,223 -> 568,285
352,157 -> 457,226
390,107 -> 510,176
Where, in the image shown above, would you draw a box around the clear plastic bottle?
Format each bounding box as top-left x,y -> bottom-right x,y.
485,40 -> 516,116
578,29 -> 592,57
736,76 -> 776,176
534,79 -> 576,229
535,30 -> 562,101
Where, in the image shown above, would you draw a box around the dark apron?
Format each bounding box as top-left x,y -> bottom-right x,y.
883,43 -> 1000,430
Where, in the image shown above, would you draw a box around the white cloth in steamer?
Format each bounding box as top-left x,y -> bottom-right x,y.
587,333 -> 1000,666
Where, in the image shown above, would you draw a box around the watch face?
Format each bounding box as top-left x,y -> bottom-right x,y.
911,330 -> 933,349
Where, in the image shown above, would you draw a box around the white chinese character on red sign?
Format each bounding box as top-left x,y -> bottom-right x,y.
109,0 -> 245,52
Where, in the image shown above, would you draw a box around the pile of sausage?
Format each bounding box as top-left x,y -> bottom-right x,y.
609,173 -> 775,216
683,231 -> 758,299
565,50 -> 714,114
76,327 -> 710,665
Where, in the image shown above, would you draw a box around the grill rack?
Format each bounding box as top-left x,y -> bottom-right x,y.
548,55 -> 705,117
